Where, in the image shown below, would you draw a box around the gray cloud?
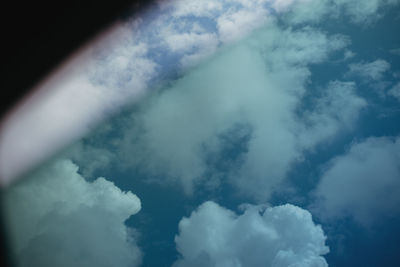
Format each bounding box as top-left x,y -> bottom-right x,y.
2,159 -> 142,267
173,201 -> 329,267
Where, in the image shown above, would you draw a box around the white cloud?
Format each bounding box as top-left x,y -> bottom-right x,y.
2,158 -> 142,267
343,50 -> 356,60
163,0 -> 225,18
388,82 -> 400,101
107,23 -> 363,201
216,6 -> 271,43
163,32 -> 217,54
298,81 -> 367,149
173,201 -> 329,267
333,0 -> 400,23
2,0 -> 398,186
155,0 -> 275,66
314,136 -> 400,226
164,0 -> 400,26
348,59 -> 390,81
159,23 -> 219,67
0,21 -> 157,185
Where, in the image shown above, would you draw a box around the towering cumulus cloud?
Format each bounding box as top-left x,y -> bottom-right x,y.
173,201 -> 329,267
2,159 -> 142,267
314,136 -> 400,226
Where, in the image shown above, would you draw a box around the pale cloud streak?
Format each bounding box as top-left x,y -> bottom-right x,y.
348,59 -> 391,81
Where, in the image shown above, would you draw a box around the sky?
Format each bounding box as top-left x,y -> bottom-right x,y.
2,0 -> 400,266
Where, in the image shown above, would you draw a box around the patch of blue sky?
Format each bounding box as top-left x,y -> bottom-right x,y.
322,213 -> 400,266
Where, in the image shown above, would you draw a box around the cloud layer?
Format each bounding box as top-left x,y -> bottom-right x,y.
173,201 -> 329,267
2,159 -> 142,267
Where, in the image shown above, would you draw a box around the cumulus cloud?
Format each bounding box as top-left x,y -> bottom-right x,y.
154,0 -> 275,67
215,4 -> 271,44
159,22 -> 220,67
156,0 -> 400,67
314,136 -> 400,226
173,201 -> 329,267
2,0 -> 398,186
389,48 -> 400,56
96,23 -> 365,201
348,59 -> 391,81
2,158 -> 142,267
0,0 -> 272,184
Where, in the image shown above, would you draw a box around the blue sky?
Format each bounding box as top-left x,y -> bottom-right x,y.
2,0 -> 400,266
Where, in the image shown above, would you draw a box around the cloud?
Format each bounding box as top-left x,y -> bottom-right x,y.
163,0 -> 224,18
298,81 -> 367,149
344,50 -> 355,59
388,82 -> 400,101
173,201 -> 329,267
96,23 -> 365,201
280,0 -> 400,24
2,0 -> 398,186
332,0 -> 396,22
313,136 -> 400,226
348,59 -> 391,81
159,22 -> 220,67
215,4 -> 271,44
0,0 -> 273,184
154,0 -> 276,68
2,158 -> 142,267
0,20 -> 157,185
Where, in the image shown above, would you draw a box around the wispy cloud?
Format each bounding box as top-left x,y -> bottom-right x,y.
313,136 -> 400,226
347,59 -> 391,81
